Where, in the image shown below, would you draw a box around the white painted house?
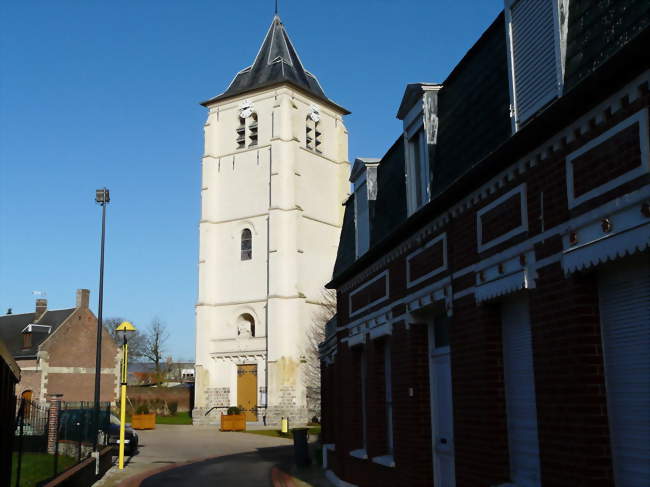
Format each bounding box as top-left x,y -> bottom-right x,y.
194,15 -> 350,425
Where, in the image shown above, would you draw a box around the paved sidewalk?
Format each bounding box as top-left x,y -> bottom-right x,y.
92,424 -> 295,487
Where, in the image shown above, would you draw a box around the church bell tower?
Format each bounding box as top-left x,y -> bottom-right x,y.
194,15 -> 350,425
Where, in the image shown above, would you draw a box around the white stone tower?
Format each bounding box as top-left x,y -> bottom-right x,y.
194,15 -> 350,425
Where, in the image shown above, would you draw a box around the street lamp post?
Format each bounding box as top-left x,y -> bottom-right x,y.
116,321 -> 136,469
93,188 -> 110,452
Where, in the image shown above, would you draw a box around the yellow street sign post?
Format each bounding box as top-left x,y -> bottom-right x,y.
116,321 -> 136,470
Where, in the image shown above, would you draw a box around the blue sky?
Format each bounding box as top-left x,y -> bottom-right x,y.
0,0 -> 503,361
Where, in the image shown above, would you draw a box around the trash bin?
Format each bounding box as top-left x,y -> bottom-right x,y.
292,427 -> 311,467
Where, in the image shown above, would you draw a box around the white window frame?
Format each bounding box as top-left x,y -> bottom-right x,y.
403,99 -> 430,216
505,0 -> 564,131
566,108 -> 649,209
405,125 -> 430,215
476,184 -> 528,253
354,170 -> 370,257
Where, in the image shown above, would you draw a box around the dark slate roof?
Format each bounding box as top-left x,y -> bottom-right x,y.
332,194 -> 357,278
329,3 -> 650,287
332,137 -> 407,280
0,308 -> 75,359
564,0 -> 650,92
433,13 -> 510,197
370,138 -> 407,245
202,16 -> 349,113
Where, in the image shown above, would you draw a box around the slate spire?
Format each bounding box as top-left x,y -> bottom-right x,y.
202,16 -> 347,112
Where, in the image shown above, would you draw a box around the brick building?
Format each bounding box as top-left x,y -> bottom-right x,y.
320,2 -> 649,486
0,338 -> 19,485
0,289 -> 119,404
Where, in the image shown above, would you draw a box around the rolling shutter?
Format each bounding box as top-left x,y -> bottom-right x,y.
598,255 -> 650,486
502,294 -> 541,487
508,0 -> 560,126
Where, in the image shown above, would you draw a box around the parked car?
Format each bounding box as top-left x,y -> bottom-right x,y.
107,413 -> 139,456
59,409 -> 139,456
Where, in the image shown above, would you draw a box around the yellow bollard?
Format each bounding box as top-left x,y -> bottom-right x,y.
281,417 -> 288,434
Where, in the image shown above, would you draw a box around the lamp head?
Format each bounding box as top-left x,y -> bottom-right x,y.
95,188 -> 110,204
116,321 -> 136,343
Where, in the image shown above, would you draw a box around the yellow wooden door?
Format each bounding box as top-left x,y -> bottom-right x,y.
237,364 -> 257,422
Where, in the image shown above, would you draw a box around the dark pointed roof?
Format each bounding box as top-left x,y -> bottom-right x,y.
0,308 -> 75,358
202,16 -> 349,114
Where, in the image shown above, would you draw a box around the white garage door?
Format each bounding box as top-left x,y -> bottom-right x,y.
598,254 -> 650,486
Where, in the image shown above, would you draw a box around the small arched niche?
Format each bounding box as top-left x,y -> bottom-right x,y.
236,313 -> 255,338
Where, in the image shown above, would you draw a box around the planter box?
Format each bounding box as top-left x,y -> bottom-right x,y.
220,414 -> 246,431
132,413 -> 156,430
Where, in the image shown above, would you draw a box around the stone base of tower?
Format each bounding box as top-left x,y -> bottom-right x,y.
263,405 -> 309,427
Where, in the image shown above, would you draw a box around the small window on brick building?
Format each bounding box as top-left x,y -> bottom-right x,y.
22,332 -> 32,349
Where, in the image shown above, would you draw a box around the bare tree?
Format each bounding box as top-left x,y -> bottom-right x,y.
103,317 -> 146,360
142,317 -> 170,380
305,289 -> 337,421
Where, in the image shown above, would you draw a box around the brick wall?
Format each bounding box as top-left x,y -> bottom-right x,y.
47,374 -> 115,403
323,66 -> 649,487
451,298 -> 509,487
530,265 -> 614,486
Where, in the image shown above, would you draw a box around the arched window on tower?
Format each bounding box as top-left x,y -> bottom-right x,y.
241,229 -> 252,261
306,106 -> 322,153
236,100 -> 258,150
248,113 -> 258,147
236,117 -> 246,150
237,313 -> 255,338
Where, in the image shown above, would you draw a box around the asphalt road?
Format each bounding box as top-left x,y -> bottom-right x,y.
140,445 -> 294,487
93,425 -> 294,487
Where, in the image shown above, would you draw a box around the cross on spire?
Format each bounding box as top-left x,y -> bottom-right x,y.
275,0 -> 278,16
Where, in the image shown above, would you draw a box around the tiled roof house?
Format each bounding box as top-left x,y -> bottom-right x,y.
0,290 -> 119,404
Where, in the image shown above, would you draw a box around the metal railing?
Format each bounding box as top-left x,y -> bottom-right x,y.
12,398 -> 111,487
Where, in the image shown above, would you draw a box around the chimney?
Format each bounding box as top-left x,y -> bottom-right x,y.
35,298 -> 47,321
76,289 -> 90,309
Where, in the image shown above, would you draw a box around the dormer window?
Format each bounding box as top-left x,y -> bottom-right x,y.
22,332 -> 32,349
237,99 -> 258,150
505,0 -> 567,130
397,83 -> 441,216
306,105 -> 322,153
405,128 -> 429,213
351,158 -> 380,258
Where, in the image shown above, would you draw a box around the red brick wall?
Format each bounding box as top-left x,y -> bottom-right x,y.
47,373 -> 115,403
451,297 -> 509,487
530,264 -> 614,486
46,308 -> 117,369
323,78 -> 649,487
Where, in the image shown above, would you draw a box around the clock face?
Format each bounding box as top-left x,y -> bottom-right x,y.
239,99 -> 255,119
308,105 -> 320,122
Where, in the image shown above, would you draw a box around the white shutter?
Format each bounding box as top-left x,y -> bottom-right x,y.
507,0 -> 561,127
598,255 -> 650,486
502,294 -> 541,487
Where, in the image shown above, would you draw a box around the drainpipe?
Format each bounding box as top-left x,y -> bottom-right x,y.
264,145 -> 272,424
